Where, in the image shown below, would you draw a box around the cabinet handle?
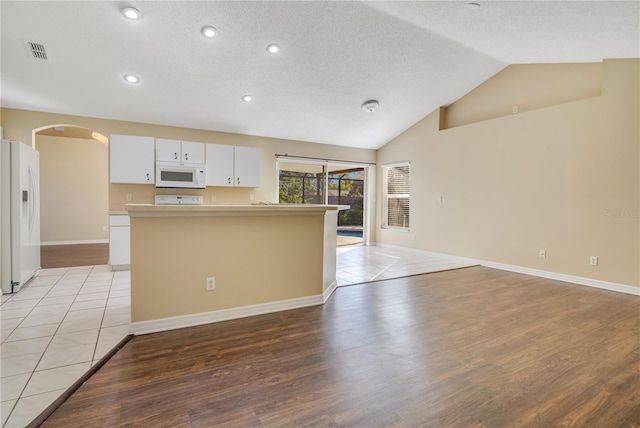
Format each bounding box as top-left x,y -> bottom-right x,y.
174,152 -> 178,160
228,177 -> 231,184
185,153 -> 189,161
146,173 -> 150,181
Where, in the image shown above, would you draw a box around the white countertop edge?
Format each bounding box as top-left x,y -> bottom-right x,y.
125,204 -> 347,217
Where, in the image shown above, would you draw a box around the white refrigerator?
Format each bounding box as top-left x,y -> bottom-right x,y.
0,140 -> 41,294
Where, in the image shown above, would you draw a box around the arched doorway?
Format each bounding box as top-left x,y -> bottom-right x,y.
34,125 -> 109,267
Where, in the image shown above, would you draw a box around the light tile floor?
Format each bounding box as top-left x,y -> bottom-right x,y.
337,244 -> 477,286
0,245 -> 476,427
1,266 -> 130,428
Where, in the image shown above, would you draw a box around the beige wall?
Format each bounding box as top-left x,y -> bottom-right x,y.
377,59 -> 639,287
130,213 -> 326,323
36,135 -> 108,242
0,108 -> 377,234
443,63 -> 603,129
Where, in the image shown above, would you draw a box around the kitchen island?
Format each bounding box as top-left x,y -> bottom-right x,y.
125,204 -> 341,334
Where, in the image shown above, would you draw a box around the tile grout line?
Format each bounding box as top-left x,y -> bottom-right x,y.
11,267 -> 82,421
2,266 -> 100,427
91,265 -> 113,365
2,268 -> 70,428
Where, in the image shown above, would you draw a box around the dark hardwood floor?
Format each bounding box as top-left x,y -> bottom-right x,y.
41,267 -> 639,427
40,243 -> 109,268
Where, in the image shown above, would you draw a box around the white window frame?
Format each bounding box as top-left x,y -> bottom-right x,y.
381,162 -> 410,231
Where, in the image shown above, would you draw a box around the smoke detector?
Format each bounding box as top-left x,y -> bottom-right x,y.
361,100 -> 379,113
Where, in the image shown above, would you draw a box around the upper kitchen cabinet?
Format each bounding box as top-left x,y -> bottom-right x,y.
234,146 -> 261,187
205,144 -> 234,186
110,134 -> 155,184
206,144 -> 260,187
156,138 -> 205,164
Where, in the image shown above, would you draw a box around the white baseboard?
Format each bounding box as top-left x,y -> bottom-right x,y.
323,280 -> 337,302
131,294 -> 324,335
41,239 -> 109,246
371,242 -> 638,296
479,260 -> 639,296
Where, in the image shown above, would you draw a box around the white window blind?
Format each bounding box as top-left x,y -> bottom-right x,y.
382,162 -> 410,230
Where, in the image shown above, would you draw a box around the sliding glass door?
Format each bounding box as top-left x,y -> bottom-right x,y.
278,158 -> 367,246
278,162 -> 325,204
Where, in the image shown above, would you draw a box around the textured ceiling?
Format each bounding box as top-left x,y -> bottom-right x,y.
1,1 -> 638,149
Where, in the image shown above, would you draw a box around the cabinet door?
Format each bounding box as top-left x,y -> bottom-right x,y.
205,144 -> 234,186
110,135 -> 155,184
155,138 -> 181,162
109,216 -> 130,266
181,141 -> 205,164
234,146 -> 261,187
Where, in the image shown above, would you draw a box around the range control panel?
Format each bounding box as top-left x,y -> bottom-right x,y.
154,195 -> 203,205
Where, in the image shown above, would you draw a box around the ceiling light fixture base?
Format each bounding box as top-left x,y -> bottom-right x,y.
201,26 -> 217,38
122,7 -> 141,19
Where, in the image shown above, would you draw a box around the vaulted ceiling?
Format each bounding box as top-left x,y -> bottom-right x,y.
2,1 -> 638,149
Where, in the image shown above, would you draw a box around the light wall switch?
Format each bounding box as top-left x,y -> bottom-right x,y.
437,196 -> 443,203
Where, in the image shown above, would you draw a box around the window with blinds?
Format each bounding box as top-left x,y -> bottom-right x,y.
382,162 -> 410,230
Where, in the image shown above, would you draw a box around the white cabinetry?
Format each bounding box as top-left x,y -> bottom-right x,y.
234,146 -> 261,187
205,144 -> 260,187
109,215 -> 130,269
205,144 -> 234,186
156,138 -> 205,164
110,135 -> 155,184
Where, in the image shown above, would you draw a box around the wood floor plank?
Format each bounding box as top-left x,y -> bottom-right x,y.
41,266 -> 640,427
40,243 -> 109,268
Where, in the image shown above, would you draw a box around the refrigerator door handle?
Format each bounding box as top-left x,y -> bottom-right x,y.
28,165 -> 36,233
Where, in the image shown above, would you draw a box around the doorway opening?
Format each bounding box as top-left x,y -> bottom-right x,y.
33,125 -> 109,268
277,158 -> 368,247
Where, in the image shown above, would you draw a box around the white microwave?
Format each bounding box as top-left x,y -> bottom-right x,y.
155,161 -> 206,188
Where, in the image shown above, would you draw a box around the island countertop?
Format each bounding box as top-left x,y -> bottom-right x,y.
125,203 -> 348,217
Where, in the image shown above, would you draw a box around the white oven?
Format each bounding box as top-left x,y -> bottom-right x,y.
155,162 -> 206,188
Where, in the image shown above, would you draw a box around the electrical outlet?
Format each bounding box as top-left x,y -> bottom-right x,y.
512,105 -> 519,114
539,249 -> 546,259
590,256 -> 598,266
210,195 -> 216,203
206,277 -> 216,291
250,193 -> 255,201
126,194 -> 132,202
411,234 -> 416,241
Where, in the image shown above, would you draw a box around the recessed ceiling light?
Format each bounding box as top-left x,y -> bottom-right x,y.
122,7 -> 141,20
466,2 -> 481,9
201,26 -> 217,38
242,95 -> 253,102
266,44 -> 280,54
123,74 -> 140,84
361,100 -> 379,113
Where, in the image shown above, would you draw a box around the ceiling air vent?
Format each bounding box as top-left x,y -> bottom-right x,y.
24,41 -> 48,60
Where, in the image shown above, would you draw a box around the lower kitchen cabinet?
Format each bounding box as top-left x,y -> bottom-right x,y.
109,215 -> 130,269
